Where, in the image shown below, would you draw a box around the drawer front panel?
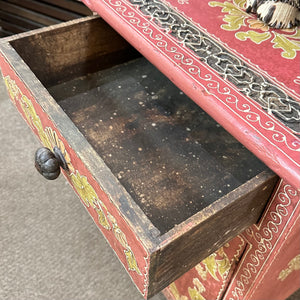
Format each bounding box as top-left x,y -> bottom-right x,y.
0,56 -> 150,297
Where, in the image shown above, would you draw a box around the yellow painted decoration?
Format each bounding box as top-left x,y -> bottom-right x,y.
70,170 -> 141,274
195,247 -> 231,282
4,76 -> 19,104
167,245 -> 237,300
109,213 -> 141,274
3,75 -> 142,276
216,247 -> 231,278
278,254 -> 300,281
168,283 -> 189,300
209,0 -> 248,31
108,213 -> 129,249
195,263 -> 208,281
4,77 -> 52,149
246,18 -> 269,31
70,171 -> 98,207
124,248 -> 142,275
201,253 -> 219,281
272,32 -> 300,59
95,207 -> 111,230
209,0 -> 300,59
235,30 -> 271,44
188,278 -> 206,300
168,242 -> 241,300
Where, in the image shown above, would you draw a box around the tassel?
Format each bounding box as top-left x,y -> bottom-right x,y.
246,0 -> 300,29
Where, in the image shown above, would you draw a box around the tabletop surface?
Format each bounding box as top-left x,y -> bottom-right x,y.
82,0 -> 300,189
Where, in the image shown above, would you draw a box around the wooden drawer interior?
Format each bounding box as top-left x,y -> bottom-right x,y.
50,58 -> 272,234
11,17 -> 272,234
2,16 -> 278,297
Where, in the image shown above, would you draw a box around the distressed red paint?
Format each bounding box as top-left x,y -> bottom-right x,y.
224,180 -> 300,300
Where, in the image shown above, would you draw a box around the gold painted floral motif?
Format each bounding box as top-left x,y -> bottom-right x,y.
69,172 -> 142,274
195,246 -> 231,281
70,171 -> 99,207
3,75 -> 142,276
108,213 -> 129,248
108,213 -> 142,275
209,0 -> 300,59
168,283 -> 188,300
168,246 -> 232,300
3,76 -> 72,170
3,76 -> 18,104
196,253 -> 218,281
278,254 -> 300,281
70,171 -> 111,230
188,278 -> 206,300
124,249 -> 142,275
5,76 -> 44,139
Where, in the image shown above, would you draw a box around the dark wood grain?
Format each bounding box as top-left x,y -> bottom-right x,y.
0,10 -> 43,31
11,18 -> 141,87
0,28 -> 13,37
6,0 -> 83,21
0,0 -> 91,37
40,0 -> 92,15
0,1 -> 60,26
0,19 -> 26,34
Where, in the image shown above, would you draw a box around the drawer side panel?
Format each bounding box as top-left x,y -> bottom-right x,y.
0,53 -> 151,298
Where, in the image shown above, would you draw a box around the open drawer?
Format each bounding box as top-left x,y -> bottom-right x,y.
0,16 -> 278,298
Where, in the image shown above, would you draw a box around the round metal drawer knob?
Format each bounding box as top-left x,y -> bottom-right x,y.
35,146 -> 68,180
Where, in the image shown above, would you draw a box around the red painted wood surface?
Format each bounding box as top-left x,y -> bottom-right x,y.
224,180 -> 300,300
164,0 -> 300,96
